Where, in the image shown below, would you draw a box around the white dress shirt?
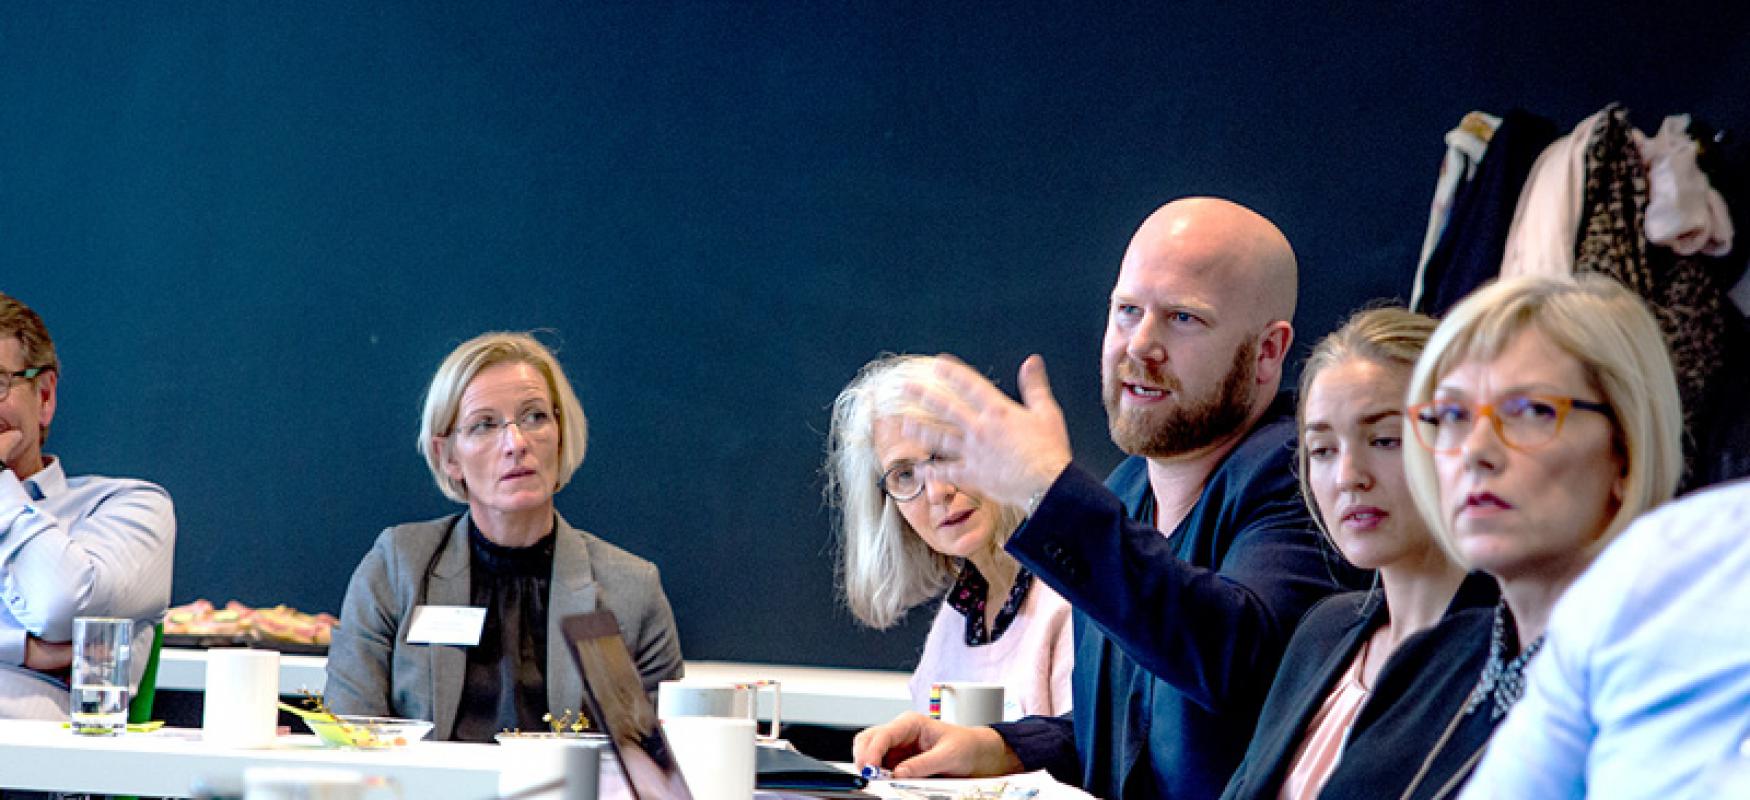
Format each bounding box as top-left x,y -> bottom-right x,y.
0,456 -> 175,719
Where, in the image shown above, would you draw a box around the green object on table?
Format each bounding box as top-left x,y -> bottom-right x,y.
128,622 -> 164,724
117,621 -> 164,800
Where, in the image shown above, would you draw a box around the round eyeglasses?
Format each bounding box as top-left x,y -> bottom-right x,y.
0,367 -> 48,399
878,456 -> 947,502
1409,394 -> 1613,454
448,408 -> 558,444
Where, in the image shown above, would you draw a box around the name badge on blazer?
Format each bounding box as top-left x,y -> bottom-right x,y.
406,605 -> 487,646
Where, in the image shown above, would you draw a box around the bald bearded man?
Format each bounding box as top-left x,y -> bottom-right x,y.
853,198 -> 1363,799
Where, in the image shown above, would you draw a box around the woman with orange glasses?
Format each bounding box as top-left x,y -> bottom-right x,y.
1311,274 -> 1683,799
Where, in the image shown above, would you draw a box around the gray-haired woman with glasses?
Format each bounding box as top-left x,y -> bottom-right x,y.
827,355 -> 1074,721
326,331 -> 683,742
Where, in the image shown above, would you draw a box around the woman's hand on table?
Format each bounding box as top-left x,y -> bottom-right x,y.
852,711 -> 1024,779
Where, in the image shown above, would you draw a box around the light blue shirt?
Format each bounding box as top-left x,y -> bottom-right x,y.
0,457 -> 175,718
1462,480 -> 1750,799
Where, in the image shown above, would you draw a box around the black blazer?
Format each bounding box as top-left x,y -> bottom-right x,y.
1221,574 -> 1497,800
995,397 -> 1369,800
1322,602 -> 1501,800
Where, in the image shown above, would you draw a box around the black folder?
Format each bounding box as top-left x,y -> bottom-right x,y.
756,745 -> 872,796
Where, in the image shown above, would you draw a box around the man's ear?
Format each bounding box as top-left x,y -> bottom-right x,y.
35,369 -> 58,429
1255,321 -> 1294,386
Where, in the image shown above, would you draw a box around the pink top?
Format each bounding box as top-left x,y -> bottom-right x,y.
907,578 -> 1075,720
1278,641 -> 1372,800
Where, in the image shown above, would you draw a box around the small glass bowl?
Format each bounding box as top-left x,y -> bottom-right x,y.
306,715 -> 435,749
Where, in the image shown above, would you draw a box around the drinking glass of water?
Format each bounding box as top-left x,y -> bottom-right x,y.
70,617 -> 133,736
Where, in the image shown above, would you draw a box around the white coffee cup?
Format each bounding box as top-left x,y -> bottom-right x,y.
204,648 -> 280,748
494,737 -> 605,800
243,767 -> 400,800
561,742 -> 602,800
930,682 -> 1005,727
657,681 -> 752,720
662,716 -> 755,800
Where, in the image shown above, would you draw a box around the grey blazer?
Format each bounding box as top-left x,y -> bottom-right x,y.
324,512 -> 684,739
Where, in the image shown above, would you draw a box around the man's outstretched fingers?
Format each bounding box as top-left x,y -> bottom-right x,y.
1018,354 -> 1063,415
931,354 -> 1008,414
901,378 -> 978,429
896,415 -> 964,457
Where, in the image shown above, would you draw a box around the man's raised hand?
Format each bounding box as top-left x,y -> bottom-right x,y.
899,354 -> 1072,510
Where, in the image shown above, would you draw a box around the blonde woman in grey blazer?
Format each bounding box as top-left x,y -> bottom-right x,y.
326,332 -> 683,742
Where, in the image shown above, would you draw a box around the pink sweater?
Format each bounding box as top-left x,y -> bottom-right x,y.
907,579 -> 1075,720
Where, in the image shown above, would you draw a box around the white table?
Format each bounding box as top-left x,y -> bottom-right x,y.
0,719 -> 569,798
158,649 -> 913,727
0,719 -> 886,799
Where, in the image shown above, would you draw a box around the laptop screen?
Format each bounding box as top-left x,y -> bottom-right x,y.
560,611 -> 694,800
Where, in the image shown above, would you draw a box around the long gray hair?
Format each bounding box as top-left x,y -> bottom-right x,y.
825,355 -> 1027,629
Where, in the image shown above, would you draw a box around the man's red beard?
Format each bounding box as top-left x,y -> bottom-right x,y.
1103,338 -> 1257,458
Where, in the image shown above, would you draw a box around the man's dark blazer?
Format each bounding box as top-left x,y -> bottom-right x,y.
995,396 -> 1367,799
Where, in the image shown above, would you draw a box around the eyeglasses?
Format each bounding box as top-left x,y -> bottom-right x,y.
0,367 -> 47,399
878,456 -> 947,502
1409,394 -> 1613,454
447,407 -> 558,444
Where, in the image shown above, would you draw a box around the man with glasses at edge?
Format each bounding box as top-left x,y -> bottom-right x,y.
853,198 -> 1365,799
0,292 -> 175,720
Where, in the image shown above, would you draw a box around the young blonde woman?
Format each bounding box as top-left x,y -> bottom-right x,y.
827,355 -> 1073,720
1221,307 -> 1497,800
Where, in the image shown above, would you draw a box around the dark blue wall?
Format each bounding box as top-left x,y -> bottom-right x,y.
3,3 -> 1746,668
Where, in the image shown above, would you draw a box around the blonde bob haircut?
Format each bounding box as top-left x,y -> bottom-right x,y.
418,331 -> 589,504
1403,274 -> 1683,565
825,355 -> 1027,630
1296,306 -> 1438,538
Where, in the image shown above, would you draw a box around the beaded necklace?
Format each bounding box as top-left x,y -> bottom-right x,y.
1463,601 -> 1545,719
1398,602 -> 1545,800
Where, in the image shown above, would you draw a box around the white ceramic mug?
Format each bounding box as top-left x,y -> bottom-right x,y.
657,680 -> 782,740
657,681 -> 751,720
203,648 -> 280,748
662,716 -> 755,800
243,767 -> 401,800
494,737 -> 605,800
561,741 -> 602,800
929,682 -> 1005,727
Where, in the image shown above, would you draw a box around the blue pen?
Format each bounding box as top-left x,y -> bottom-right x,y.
859,764 -> 893,781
